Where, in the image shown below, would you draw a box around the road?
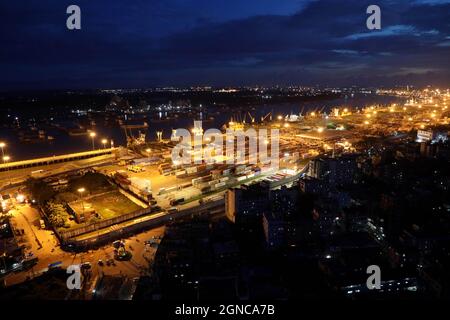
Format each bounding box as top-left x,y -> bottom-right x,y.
3,204 -> 164,287
0,154 -> 116,191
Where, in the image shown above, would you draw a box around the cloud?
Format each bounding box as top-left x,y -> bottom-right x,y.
343,25 -> 438,40
0,0 -> 449,90
413,0 -> 450,4
437,41 -> 450,47
332,50 -> 361,55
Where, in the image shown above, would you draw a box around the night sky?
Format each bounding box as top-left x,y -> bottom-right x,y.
1,0 -> 449,90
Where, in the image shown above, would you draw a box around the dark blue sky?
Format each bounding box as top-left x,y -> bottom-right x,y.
1,0 -> 449,90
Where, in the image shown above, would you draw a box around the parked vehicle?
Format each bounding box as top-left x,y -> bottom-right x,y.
127,165 -> 144,173
113,240 -> 124,249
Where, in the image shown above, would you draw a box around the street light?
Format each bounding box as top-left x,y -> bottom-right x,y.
101,139 -> 108,149
0,142 -> 5,159
77,188 -> 86,214
89,132 -> 96,150
3,155 -> 10,163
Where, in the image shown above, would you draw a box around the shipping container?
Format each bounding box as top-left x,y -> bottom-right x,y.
186,166 -> 198,174
211,169 -> 222,177
215,182 -> 226,189
175,170 -> 186,176
133,158 -> 151,165
181,182 -> 192,188
208,179 -> 220,186
201,186 -> 211,193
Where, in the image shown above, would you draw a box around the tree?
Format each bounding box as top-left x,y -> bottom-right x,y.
69,172 -> 111,193
45,201 -> 70,228
25,178 -> 55,205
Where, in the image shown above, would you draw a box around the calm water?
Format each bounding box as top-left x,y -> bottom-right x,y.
0,93 -> 404,161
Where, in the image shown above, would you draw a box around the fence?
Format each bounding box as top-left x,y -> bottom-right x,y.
62,198 -> 225,248
56,206 -> 152,240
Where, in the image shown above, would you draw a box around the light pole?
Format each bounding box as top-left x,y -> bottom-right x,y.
77,187 -> 86,215
0,142 -> 5,160
102,139 -> 108,149
89,132 -> 96,151
3,155 -> 10,163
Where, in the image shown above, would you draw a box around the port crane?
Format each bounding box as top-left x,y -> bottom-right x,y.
121,122 -> 149,148
260,111 -> 272,122
246,112 -> 255,123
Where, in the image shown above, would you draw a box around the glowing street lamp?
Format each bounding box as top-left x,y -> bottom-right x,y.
3,155 -> 10,163
0,142 -> 5,159
77,188 -> 86,213
89,132 -> 96,150
101,139 -> 108,149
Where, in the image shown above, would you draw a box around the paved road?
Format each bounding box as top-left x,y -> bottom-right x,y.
4,204 -> 164,287
0,154 -> 116,191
